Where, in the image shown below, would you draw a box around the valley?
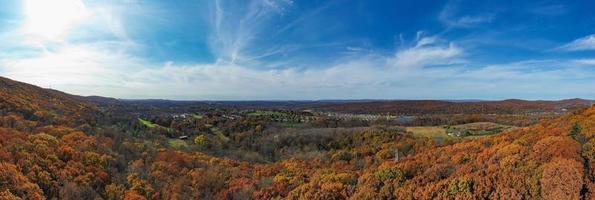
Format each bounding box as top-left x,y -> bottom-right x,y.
0,76 -> 594,199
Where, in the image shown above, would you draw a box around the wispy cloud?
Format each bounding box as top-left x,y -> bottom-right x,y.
572,59 -> 595,65
209,0 -> 294,63
531,4 -> 567,16
439,2 -> 494,28
273,0 -> 333,36
557,34 -> 595,51
390,34 -> 463,69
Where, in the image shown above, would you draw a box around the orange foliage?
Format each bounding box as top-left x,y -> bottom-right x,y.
540,158 -> 583,200
0,162 -> 44,200
1,76 -> 595,199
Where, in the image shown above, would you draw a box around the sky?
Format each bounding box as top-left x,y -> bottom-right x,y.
1,0 -> 595,100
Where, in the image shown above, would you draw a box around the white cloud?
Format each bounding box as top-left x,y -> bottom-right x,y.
439,2 -> 493,28
3,33 -> 594,100
0,43 -> 144,95
210,0 -> 294,63
557,34 -> 595,51
572,58 -> 595,65
389,36 -> 463,69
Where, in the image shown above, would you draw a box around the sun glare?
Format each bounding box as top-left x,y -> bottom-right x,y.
22,0 -> 90,42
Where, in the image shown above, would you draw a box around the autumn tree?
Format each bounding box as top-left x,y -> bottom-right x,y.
540,158 -> 583,200
0,162 -> 45,200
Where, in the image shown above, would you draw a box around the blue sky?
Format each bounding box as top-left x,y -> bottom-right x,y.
1,0 -> 595,100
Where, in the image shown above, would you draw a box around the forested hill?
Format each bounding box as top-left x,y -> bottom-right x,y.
360,105 -> 595,199
0,76 -> 112,199
0,76 -> 98,129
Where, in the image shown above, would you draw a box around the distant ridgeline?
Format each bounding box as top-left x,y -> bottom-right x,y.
311,99 -> 594,115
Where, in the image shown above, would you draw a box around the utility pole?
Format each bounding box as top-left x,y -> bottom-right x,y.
394,149 -> 399,162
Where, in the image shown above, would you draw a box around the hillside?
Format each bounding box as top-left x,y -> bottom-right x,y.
0,77 -> 116,199
0,77 -> 98,129
0,77 -> 593,199
346,105 -> 595,199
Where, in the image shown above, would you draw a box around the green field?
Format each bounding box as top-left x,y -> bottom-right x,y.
247,111 -> 287,117
168,139 -> 188,149
138,118 -> 173,132
138,118 -> 157,128
280,122 -> 305,128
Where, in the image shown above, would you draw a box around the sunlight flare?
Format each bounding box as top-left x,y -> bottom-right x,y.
22,0 -> 90,43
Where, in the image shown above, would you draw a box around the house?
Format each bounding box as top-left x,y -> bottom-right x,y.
173,114 -> 189,119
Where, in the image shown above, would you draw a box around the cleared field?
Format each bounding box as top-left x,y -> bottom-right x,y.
407,122 -> 514,139
446,122 -> 515,137
247,111 -> 288,117
406,126 -> 451,139
138,118 -> 157,128
168,139 -> 188,149
138,118 -> 174,132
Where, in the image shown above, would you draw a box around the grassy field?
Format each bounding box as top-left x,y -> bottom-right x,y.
138,118 -> 157,128
406,126 -> 451,139
406,122 -> 515,140
138,118 -> 174,132
279,122 -> 306,128
247,111 -> 287,117
446,122 -> 515,137
168,139 -> 188,149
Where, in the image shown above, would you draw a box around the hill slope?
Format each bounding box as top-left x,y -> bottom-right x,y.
0,77 -> 115,199
348,106 -> 595,199
0,76 -> 97,129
